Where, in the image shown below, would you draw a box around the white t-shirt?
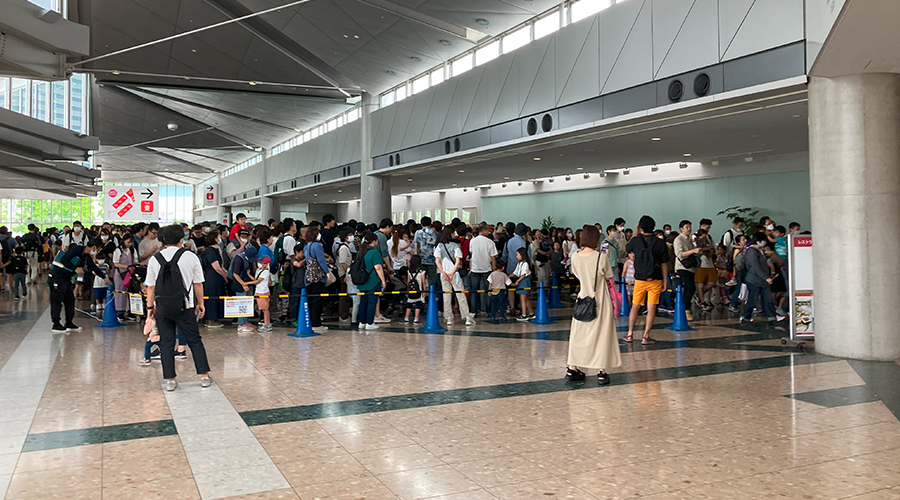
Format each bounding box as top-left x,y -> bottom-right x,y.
337,243 -> 352,278
64,231 -> 87,250
391,240 -> 411,270
434,242 -> 462,275
255,268 -> 271,295
145,246 -> 205,308
282,234 -> 297,257
513,261 -> 531,278
469,235 -> 498,273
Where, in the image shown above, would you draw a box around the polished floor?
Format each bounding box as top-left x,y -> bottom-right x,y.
1,282 -> 899,500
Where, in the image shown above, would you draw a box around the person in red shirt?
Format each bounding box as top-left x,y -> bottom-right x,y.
227,213 -> 248,242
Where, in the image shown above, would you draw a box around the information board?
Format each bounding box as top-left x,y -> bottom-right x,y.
788,235 -> 814,339
103,186 -> 159,222
204,184 -> 218,207
224,296 -> 254,318
129,294 -> 144,315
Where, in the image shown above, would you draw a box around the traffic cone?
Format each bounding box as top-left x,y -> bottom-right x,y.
288,289 -> 319,338
421,285 -> 447,333
618,281 -> 631,318
99,284 -> 125,328
530,281 -> 555,325
547,272 -> 564,308
667,285 -> 695,332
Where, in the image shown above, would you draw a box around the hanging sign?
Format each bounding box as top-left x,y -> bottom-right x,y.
204,184 -> 218,207
104,186 -> 159,222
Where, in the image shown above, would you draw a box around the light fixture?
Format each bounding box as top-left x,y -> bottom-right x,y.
439,39 -> 451,46
651,137 -> 661,141
474,187 -> 479,191
576,167 -> 583,170
565,176 -> 571,181
623,169 -> 630,175
249,81 -> 257,85
167,122 -> 179,132
463,187 -> 468,192
518,182 -> 523,186
502,183 -> 507,188
407,178 -> 413,181
476,18 -> 490,25
353,34 -> 360,39
411,56 -> 422,62
679,162 -> 688,169
533,181 -> 540,185
458,169 -> 465,173
386,70 -> 396,76
452,183 -> 457,187
651,165 -> 659,172
548,177 -> 554,183
313,194 -> 318,196
683,153 -> 692,157
533,157 -> 541,161
583,174 -> 590,179
111,70 -> 120,75
504,176 -> 510,180
744,156 -> 754,162
411,189 -> 416,192
338,189 -> 342,192
343,34 -> 349,38
711,160 -> 720,166
599,171 -> 608,178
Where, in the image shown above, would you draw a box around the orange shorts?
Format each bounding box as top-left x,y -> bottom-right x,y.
255,295 -> 270,311
694,267 -> 718,284
632,279 -> 663,306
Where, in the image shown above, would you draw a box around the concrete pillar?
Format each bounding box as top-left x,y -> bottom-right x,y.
809,73 -> 900,361
260,197 -> 279,226
359,92 -> 391,223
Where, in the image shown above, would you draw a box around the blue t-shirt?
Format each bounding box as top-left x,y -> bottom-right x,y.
774,236 -> 787,259
359,248 -> 383,291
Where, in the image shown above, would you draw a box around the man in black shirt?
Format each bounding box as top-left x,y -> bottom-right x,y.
48,239 -> 111,333
625,215 -> 669,345
320,214 -> 337,258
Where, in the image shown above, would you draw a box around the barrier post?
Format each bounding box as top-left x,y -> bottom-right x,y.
667,284 -> 695,332
530,282 -> 556,325
99,284 -> 125,328
288,289 -> 319,338
421,285 -> 447,333
548,272 -> 564,308
618,281 -> 631,318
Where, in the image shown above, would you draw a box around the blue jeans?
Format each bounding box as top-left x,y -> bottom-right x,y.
359,283 -> 381,325
743,282 -> 776,320
469,272 -> 490,314
236,291 -> 251,326
13,273 -> 26,296
730,278 -> 744,308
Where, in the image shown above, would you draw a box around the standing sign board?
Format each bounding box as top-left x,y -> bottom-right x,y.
224,296 -> 254,318
204,184 -> 218,207
788,234 -> 814,340
103,186 -> 159,222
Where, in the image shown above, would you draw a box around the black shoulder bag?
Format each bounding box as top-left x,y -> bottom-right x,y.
573,252 -> 601,322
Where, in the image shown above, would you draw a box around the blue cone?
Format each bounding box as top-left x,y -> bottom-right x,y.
547,272 -> 564,309
531,281 -> 555,325
99,284 -> 125,328
667,285 -> 695,332
421,285 -> 447,333
288,288 -> 319,338
618,281 -> 631,318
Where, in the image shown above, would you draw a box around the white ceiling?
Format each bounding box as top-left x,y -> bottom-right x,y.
810,0 -> 900,77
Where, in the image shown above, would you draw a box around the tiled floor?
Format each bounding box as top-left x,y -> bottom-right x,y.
1,284 -> 899,500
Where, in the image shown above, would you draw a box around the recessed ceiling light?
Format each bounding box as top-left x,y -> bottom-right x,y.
313,194 -> 317,196
623,169 -> 630,175
504,176 -> 509,180
191,49 -> 197,53
458,169 -> 465,173
249,81 -> 257,85
548,177 -> 554,183
410,56 -> 422,62
585,149 -> 594,152
502,183 -> 507,188
411,189 -> 416,192
439,40 -> 451,46
407,178 -> 413,181
679,162 -> 688,169
792,114 -> 801,118
353,34 -> 360,39
476,18 -> 490,26
576,167 -> 583,170
533,157 -> 541,161
386,70 -> 396,76
599,171 -> 607,178
651,165 -> 659,172
452,183 -> 457,186
343,34 -> 349,38
744,156 -> 754,162
337,190 -> 342,193
651,137 -> 661,141
683,153 -> 692,157
565,176 -> 571,181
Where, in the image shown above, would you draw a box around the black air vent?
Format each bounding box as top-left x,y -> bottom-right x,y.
526,117 -> 538,136
694,73 -> 711,97
541,114 -> 552,133
668,80 -> 684,102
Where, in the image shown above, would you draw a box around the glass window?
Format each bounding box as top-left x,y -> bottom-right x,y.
451,53 -> 473,77
51,81 -> 68,127
430,67 -> 445,86
571,0 -> 612,23
445,209 -> 458,223
412,75 -> 429,94
69,73 -> 87,133
395,84 -> 407,102
10,79 -> 29,115
327,119 -> 337,132
32,81 -> 49,122
534,10 -> 561,39
303,132 -> 312,142
346,108 -> 359,123
434,209 -> 441,223
0,77 -> 8,109
475,40 -> 500,66
502,26 -> 530,54
380,92 -> 395,108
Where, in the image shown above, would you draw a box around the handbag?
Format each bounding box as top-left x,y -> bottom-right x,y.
573,253 -> 601,322
607,278 -> 621,317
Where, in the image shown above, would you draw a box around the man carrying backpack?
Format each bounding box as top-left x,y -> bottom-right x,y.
23,224 -> 42,284
145,224 -> 211,391
624,216 -> 669,345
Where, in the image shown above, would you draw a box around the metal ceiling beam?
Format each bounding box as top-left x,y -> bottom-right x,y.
137,146 -> 219,175
353,0 -> 488,44
201,0 -> 359,96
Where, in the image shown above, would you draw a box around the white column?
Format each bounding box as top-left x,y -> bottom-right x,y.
809,73 -> 900,361
359,92 -> 391,223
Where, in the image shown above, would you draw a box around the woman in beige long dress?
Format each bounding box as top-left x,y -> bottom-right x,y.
567,225 -> 622,385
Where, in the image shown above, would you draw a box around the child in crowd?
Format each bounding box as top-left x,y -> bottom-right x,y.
92,252 -> 108,312
623,251 -> 635,305
10,247 -> 28,300
402,255 -> 425,324
715,245 -> 730,305
139,281 -> 159,366
512,247 -> 534,321
255,256 -> 273,332
487,267 -> 511,322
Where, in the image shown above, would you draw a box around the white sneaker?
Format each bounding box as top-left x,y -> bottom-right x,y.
374,315 -> 391,324
90,304 -> 96,312
365,323 -> 379,330
465,317 -> 476,326
446,318 -> 454,325
725,279 -> 737,287
312,326 -> 328,333
339,317 -> 351,323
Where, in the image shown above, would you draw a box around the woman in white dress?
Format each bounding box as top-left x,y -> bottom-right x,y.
567,225 -> 621,385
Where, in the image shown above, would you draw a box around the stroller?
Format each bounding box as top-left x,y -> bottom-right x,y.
382,271 -> 409,321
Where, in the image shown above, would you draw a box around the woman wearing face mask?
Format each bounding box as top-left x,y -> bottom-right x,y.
200,230 -> 227,328
100,229 -> 116,257
63,222 -> 87,251
435,227 -> 474,326
304,226 -> 334,334
336,228 -> 358,325
113,234 -> 139,321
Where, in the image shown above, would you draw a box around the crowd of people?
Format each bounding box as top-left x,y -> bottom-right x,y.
0,211 -> 802,386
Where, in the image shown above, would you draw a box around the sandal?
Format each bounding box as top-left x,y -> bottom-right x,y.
623,334 -> 634,343
597,371 -> 610,386
565,367 -> 586,381
641,337 -> 657,345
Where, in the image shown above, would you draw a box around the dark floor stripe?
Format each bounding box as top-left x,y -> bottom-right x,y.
787,385 -> 882,408
848,359 -> 900,420
22,420 -> 177,453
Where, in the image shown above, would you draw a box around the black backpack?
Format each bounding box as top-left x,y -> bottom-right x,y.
153,249 -> 190,317
350,250 -> 371,286
23,233 -> 40,252
633,235 -> 658,280
0,236 -> 11,263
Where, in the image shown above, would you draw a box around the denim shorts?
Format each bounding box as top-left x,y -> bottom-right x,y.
516,277 -> 531,295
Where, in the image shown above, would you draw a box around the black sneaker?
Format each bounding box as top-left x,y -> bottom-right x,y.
51,323 -> 66,333
174,351 -> 187,360
64,323 -> 82,331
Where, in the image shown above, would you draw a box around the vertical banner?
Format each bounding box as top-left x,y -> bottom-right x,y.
204,184 -> 218,207
788,235 -> 814,339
